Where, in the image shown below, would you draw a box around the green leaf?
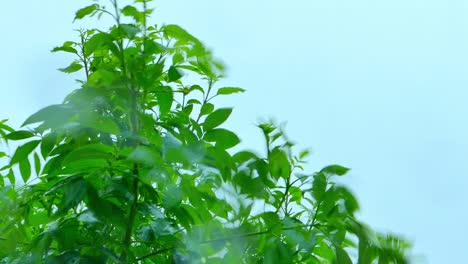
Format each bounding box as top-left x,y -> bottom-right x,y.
81,115 -> 120,135
217,87 -> 245,95
62,144 -> 114,165
121,5 -> 144,23
168,66 -> 183,82
59,61 -> 83,73
52,41 -> 78,54
289,186 -> 302,203
40,132 -> 57,158
335,247 -> 353,264
200,103 -> 214,116
163,24 -> 201,45
74,4 -> 98,21
11,140 -> 41,164
84,32 -> 116,57
22,104 -> 75,127
155,86 -> 174,115
59,178 -> 87,213
204,129 -> 240,149
34,152 -> 41,176
312,172 -> 327,201
269,147 -> 291,180
320,165 -> 350,176
19,159 -> 31,183
5,130 -> 35,140
203,108 -> 232,131
6,169 -> 15,185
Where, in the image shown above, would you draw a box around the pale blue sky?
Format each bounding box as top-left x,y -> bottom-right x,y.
1,1 -> 468,262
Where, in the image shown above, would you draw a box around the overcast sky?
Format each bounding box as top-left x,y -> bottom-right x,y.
2,1 -> 468,262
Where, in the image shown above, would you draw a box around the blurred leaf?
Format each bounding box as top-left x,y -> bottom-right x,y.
204,129 -> 240,149
22,104 -> 74,127
335,247 -> 353,264
321,165 -> 350,176
156,86 -> 174,115
74,4 -> 98,21
217,87 -> 245,95
59,61 -> 83,73
269,147 -> 291,180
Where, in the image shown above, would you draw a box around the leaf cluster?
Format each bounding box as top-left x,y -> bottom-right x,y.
0,1 -> 410,263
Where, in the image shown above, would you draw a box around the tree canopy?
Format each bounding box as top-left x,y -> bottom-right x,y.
0,1 -> 410,263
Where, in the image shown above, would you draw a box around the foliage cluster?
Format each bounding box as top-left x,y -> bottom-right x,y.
0,1 -> 409,263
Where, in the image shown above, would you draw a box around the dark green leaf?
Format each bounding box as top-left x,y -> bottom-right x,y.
6,169 -> 15,185
312,172 -> 327,201
62,144 -> 114,165
34,152 -> 41,176
204,129 -> 240,149
40,132 -> 57,158
5,130 -> 35,140
19,159 -> 31,183
217,87 -> 245,95
11,140 -> 40,164
59,178 -> 87,213
168,66 -> 183,82
203,108 -> 232,131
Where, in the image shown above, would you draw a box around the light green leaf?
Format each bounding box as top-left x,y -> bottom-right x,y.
22,104 -> 75,127
155,86 -> 174,115
269,147 -> 291,180
121,5 -> 144,23
217,87 -> 245,95
203,108 -> 232,131
321,165 -> 350,176
204,129 -> 240,149
52,41 -> 78,54
74,4 -> 98,21
200,103 -> 214,116
59,61 -> 83,73
80,114 -> 120,134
